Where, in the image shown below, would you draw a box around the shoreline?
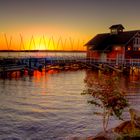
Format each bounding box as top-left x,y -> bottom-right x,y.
71,109 -> 140,140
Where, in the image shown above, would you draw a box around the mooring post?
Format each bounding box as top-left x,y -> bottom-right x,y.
45,58 -> 47,71
28,57 -> 33,75
29,57 -> 31,70
2,60 -> 6,78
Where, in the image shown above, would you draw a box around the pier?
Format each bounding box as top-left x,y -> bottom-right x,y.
0,56 -> 140,78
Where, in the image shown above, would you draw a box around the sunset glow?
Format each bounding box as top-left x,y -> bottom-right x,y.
0,34 -> 87,51
0,0 -> 140,51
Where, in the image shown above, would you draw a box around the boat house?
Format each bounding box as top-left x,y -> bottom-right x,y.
85,24 -> 140,63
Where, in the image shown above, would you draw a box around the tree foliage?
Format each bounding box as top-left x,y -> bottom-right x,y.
82,73 -> 128,132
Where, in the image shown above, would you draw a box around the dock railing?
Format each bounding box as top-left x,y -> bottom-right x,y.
1,57 -> 140,71
85,57 -> 140,67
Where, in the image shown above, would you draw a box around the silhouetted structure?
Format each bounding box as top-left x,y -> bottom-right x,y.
85,24 -> 140,62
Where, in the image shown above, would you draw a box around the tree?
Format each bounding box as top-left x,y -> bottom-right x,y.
82,73 -> 128,132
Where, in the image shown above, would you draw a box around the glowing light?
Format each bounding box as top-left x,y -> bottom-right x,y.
0,33 -> 87,51
35,45 -> 46,50
114,46 -> 121,51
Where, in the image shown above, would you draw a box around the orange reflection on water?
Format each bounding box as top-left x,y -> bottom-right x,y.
33,70 -> 46,82
32,69 -> 60,95
129,74 -> 140,82
85,69 -> 140,95
8,71 -> 21,79
47,69 -> 60,74
129,68 -> 140,82
32,70 -> 48,95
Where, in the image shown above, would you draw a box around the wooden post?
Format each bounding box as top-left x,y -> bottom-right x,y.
29,57 -> 31,70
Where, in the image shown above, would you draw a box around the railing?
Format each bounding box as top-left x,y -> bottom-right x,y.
1,57 -> 140,67
77,57 -> 140,67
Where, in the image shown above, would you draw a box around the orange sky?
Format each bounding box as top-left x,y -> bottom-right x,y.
0,25 -> 89,51
0,0 -> 140,51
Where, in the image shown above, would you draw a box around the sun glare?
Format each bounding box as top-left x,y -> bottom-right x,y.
0,34 -> 86,51
36,45 -> 46,50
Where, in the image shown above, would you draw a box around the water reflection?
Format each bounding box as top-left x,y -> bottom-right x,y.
84,69 -> 140,94
0,69 -> 140,139
84,69 -> 140,110
0,52 -> 86,58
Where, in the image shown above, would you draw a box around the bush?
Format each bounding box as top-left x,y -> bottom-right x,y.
82,73 -> 128,132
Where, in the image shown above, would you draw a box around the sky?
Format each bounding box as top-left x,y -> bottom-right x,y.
0,0 -> 140,50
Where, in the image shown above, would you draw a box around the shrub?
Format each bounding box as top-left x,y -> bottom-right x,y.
82,74 -> 128,132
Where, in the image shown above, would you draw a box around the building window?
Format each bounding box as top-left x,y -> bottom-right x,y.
133,37 -> 140,51
111,29 -> 118,34
133,38 -> 140,44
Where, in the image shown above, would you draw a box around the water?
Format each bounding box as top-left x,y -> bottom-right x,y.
0,52 -> 86,58
0,69 -> 140,140
0,70 -> 96,140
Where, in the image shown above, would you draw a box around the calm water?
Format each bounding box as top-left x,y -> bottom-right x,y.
0,52 -> 86,58
0,69 -> 140,140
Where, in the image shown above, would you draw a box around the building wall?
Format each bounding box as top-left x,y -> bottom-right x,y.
86,44 -> 140,60
87,50 -> 100,59
125,37 -> 140,59
87,45 -> 125,60
107,46 -> 125,59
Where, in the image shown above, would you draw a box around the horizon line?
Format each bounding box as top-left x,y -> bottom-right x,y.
0,50 -> 86,53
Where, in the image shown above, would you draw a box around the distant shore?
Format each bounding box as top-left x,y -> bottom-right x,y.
0,50 -> 86,53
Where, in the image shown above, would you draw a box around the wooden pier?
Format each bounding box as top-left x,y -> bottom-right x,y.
0,57 -> 140,77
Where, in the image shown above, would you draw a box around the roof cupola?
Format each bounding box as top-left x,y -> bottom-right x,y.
109,24 -> 125,34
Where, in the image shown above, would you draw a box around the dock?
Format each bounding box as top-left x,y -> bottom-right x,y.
104,64 -> 123,73
0,57 -> 140,77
